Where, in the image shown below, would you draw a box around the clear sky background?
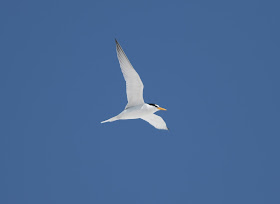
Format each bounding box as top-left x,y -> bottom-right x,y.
1,0 -> 279,204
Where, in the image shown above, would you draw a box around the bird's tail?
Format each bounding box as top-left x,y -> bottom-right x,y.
101,116 -> 119,123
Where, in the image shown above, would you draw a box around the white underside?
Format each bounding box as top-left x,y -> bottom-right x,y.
101,104 -> 168,130
101,104 -> 153,122
119,104 -> 156,119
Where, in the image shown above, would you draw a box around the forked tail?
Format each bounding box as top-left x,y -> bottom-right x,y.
101,116 -> 119,123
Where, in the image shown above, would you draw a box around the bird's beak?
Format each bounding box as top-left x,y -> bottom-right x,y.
157,107 -> 167,111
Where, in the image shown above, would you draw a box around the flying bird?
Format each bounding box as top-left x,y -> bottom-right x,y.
101,39 -> 168,130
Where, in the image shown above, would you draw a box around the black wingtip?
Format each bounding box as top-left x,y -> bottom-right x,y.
115,38 -> 118,44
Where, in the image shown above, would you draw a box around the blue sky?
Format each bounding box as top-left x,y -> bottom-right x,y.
1,0 -> 280,203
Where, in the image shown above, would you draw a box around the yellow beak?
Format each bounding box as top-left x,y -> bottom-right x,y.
157,107 -> 167,111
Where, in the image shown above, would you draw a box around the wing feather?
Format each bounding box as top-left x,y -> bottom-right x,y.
141,114 -> 168,130
115,39 -> 144,108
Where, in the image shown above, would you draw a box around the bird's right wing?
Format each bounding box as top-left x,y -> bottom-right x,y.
115,39 -> 145,108
141,114 -> 168,130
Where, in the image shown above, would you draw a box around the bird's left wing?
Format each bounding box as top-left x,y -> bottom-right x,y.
141,114 -> 168,130
115,40 -> 145,108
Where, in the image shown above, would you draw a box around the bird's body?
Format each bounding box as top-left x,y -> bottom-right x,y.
102,104 -> 157,121
101,39 -> 168,130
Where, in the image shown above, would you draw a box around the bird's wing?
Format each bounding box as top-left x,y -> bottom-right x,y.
115,39 -> 144,108
141,114 -> 168,130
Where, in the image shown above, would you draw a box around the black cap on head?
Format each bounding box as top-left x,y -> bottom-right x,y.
148,103 -> 158,107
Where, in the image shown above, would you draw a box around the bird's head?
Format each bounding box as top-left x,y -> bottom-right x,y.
148,103 -> 167,111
